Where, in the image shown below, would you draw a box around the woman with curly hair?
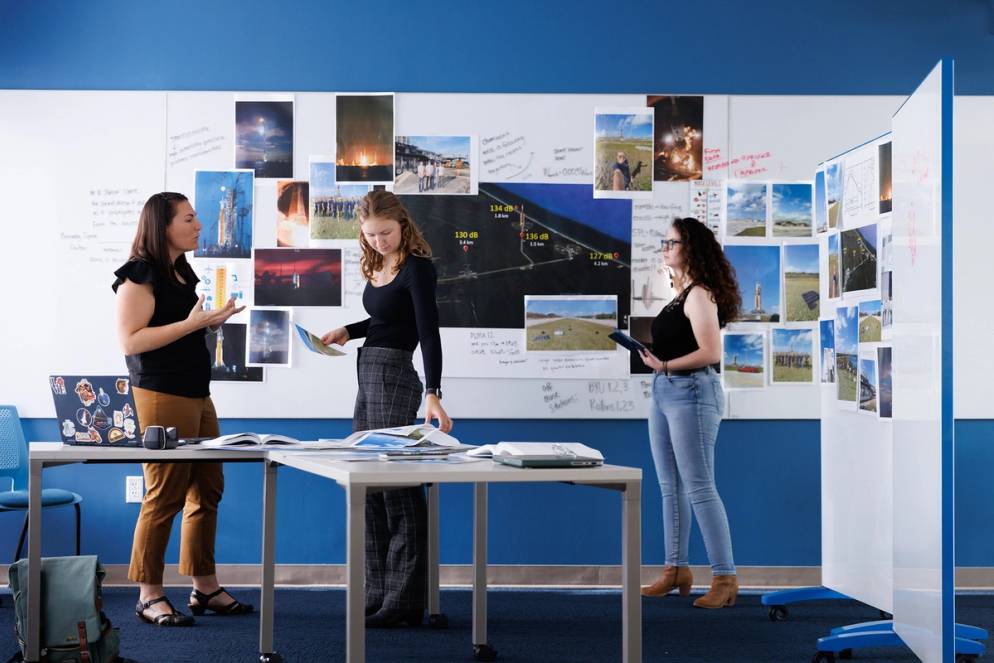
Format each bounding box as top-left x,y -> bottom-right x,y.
639,217 -> 741,609
321,189 -> 450,628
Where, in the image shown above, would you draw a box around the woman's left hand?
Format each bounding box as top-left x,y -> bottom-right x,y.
639,349 -> 665,373
424,395 -> 452,433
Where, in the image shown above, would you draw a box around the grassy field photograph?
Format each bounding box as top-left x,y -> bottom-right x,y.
771,328 -> 813,383
858,299 -> 882,342
783,244 -> 819,322
771,183 -> 813,237
525,296 -> 617,352
837,354 -> 857,401
726,182 -> 767,237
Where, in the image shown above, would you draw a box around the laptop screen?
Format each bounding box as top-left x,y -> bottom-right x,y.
49,375 -> 141,446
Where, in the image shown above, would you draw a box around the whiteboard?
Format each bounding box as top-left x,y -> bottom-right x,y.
2,90 -> 954,421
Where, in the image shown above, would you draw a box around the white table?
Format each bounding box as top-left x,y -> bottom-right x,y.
24,442 -> 267,663
260,453 -> 642,663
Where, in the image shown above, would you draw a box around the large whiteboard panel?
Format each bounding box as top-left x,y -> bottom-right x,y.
892,61 -> 949,663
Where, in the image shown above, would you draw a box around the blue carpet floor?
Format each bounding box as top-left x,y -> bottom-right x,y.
2,588 -> 991,662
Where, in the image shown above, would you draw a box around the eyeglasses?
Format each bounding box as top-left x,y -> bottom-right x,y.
660,239 -> 683,250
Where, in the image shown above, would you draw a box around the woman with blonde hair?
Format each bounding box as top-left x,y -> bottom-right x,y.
322,189 -> 450,627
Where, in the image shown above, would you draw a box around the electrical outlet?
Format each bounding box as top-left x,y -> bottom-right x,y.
126,475 -> 144,503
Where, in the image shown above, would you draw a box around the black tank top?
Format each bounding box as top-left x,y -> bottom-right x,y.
651,284 -> 704,362
111,259 -> 210,398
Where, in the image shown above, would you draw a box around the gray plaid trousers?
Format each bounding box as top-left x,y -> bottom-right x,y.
354,346 -> 427,611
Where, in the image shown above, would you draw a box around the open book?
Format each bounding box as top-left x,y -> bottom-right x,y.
322,425 -> 470,452
199,432 -> 339,450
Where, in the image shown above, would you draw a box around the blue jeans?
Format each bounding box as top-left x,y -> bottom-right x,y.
648,367 -> 735,575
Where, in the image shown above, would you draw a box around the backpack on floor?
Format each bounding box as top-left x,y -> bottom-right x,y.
7,555 -> 121,663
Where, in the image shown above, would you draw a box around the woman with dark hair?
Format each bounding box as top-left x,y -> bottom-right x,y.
638,217 -> 741,609
321,189 -> 450,628
113,192 -> 250,626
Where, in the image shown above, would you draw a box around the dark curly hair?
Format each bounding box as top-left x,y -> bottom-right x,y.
670,217 -> 741,326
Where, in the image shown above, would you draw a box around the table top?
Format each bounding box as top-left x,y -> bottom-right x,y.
29,442 -> 267,462
267,450 -> 641,486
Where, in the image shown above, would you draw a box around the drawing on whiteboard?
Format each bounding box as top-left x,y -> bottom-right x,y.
647,95 -> 704,181
724,244 -> 780,322
771,182 -> 813,237
725,182 -> 767,237
878,141 -> 893,214
235,100 -> 293,179
399,183 -> 631,329
524,295 -> 617,352
722,332 -> 766,389
782,243 -> 819,322
835,305 -> 858,402
394,135 -> 474,194
194,170 -> 253,259
276,180 -> 309,247
842,156 -> 877,222
841,223 -> 877,293
336,93 -> 395,184
594,108 -> 653,198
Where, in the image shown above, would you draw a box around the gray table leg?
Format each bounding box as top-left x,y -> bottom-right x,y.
427,483 -> 442,618
26,459 -> 42,662
471,482 -> 497,661
259,460 -> 279,661
346,484 -> 366,663
622,480 -> 642,663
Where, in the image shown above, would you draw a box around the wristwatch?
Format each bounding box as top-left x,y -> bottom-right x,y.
426,388 -> 442,399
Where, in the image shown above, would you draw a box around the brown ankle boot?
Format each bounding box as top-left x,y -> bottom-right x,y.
641,565 -> 693,597
693,574 -> 738,608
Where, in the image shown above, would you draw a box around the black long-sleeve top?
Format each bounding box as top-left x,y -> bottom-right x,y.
345,255 -> 442,390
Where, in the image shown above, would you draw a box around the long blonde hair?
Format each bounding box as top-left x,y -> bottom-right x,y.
358,190 -> 432,280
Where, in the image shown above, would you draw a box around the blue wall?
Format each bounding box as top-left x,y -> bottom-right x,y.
3,1 -> 992,568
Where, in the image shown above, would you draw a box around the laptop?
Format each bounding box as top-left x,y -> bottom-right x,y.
492,442 -> 604,469
49,375 -> 141,446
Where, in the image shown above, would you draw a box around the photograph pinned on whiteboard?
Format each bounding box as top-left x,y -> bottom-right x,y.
881,271 -> 893,337
336,93 -> 395,184
593,107 -> 653,198
276,180 -> 309,248
877,346 -> 892,419
879,217 -> 894,271
190,259 -> 250,324
841,223 -> 878,294
782,243 -> 820,322
858,355 -> 878,415
825,161 -> 842,229
858,299 -> 882,343
721,332 -> 766,390
878,141 -> 893,214
724,244 -> 780,322
827,233 -> 841,299
628,317 -> 654,375
770,327 -> 814,384
394,135 -> 477,195
835,305 -> 858,403
725,181 -> 768,237
309,158 -> 369,243
206,323 -> 263,382
247,308 -> 292,367
235,98 -> 294,179
194,170 -> 254,259
690,180 -> 724,236
820,319 -> 836,384
254,248 -> 342,307
771,182 -> 813,237
646,95 -> 703,182
814,169 -> 828,234
524,295 -> 617,352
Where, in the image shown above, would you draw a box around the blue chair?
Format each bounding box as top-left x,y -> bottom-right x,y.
0,405 -> 83,560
